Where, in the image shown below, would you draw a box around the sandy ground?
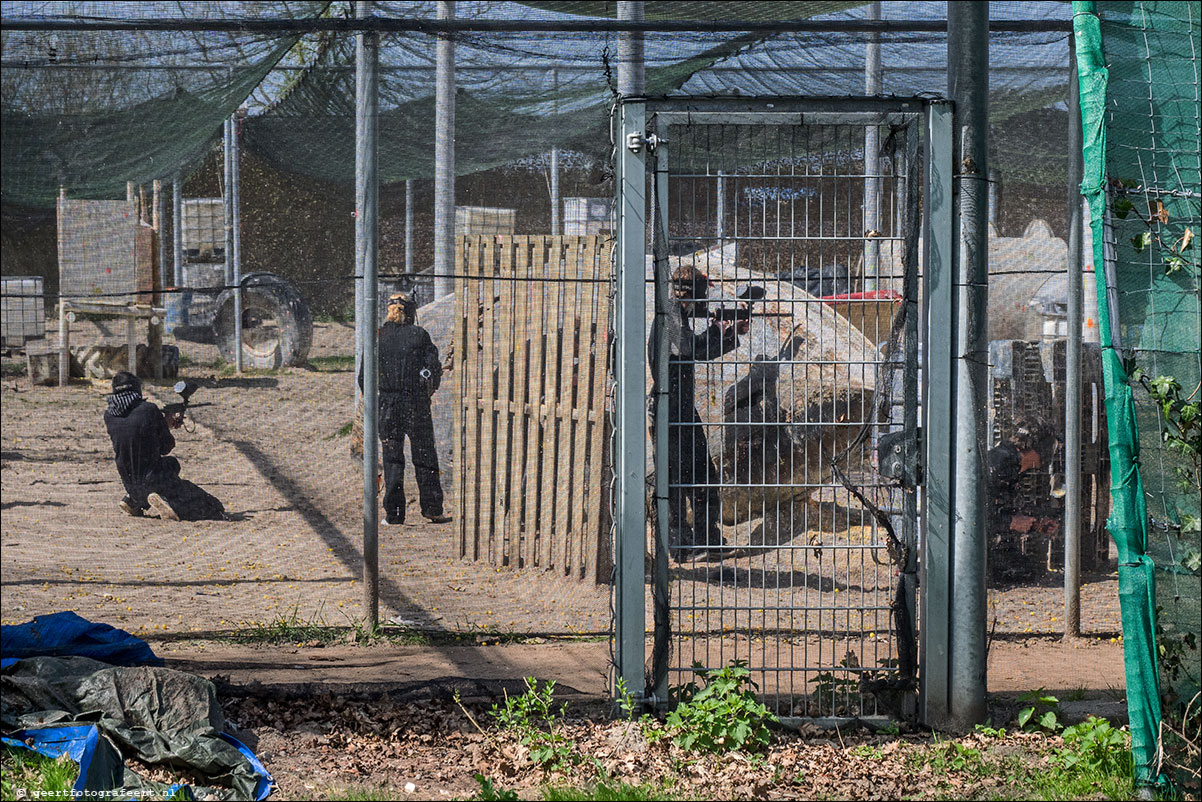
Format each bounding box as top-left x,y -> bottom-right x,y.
2,319 -> 1122,698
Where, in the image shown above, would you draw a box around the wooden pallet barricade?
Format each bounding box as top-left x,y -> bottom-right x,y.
454,235 -> 612,582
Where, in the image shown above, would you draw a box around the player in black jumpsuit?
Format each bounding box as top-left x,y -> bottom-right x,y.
649,267 -> 747,559
361,292 -> 450,526
104,371 -> 225,521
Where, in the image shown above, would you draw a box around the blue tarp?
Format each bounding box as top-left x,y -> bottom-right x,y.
0,611 -> 162,668
1,613 -> 272,800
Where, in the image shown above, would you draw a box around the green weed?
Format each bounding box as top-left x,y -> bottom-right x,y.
974,722 -> 1008,739
666,660 -> 777,754
472,774 -> 520,801
1016,688 -> 1063,733
489,678 -> 578,772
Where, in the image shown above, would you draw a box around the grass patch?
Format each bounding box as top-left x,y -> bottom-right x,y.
1,745 -> 79,801
326,786 -> 408,801
1,358 -> 27,378
308,355 -> 356,372
541,780 -> 680,801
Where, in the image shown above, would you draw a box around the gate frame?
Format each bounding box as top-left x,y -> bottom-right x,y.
613,96 -> 956,725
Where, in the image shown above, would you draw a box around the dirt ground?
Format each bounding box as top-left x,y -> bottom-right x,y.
3,319 -> 1124,701
156,636 -> 1125,801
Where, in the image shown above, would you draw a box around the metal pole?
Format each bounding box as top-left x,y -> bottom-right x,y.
948,0 -> 989,729
172,173 -> 183,287
153,179 -> 167,289
405,179 -> 414,275
550,68 -> 561,236
922,101 -> 955,728
987,168 -> 1001,228
1064,34 -> 1083,639
356,0 -> 380,631
232,110 -> 244,374
614,0 -> 647,704
432,1 -> 456,299
223,118 -> 233,285
863,1 -> 881,292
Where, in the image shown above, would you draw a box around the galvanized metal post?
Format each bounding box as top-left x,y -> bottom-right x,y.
948,1 -> 989,729
614,0 -> 647,704
405,179 -> 414,275
1064,34 -> 1083,639
356,0 -> 380,631
232,110 -> 243,373
551,68 -> 561,236
223,118 -> 233,285
154,179 -> 167,287
651,112 -> 671,705
922,100 -> 955,728
863,1 -> 882,292
172,173 -> 183,287
433,0 -> 456,299
987,169 -> 1001,228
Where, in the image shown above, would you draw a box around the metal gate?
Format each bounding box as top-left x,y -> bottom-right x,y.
645,99 -> 925,723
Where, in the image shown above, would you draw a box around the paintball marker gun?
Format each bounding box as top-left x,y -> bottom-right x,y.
708,285 -> 790,323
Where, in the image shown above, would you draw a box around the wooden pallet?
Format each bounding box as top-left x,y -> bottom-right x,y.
454,235 -> 612,582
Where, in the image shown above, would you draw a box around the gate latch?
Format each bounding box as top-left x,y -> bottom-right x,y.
627,131 -> 667,154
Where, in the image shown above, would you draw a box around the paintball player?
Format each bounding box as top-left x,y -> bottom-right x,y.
103,371 -> 225,521
361,292 -> 452,526
650,266 -> 750,560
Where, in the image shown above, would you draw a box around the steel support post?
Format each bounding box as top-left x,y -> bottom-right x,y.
948,1 -> 989,729
921,101 -> 955,728
432,1 -> 456,299
356,0 -> 381,631
154,179 -> 167,288
550,68 -> 561,236
232,110 -> 243,373
172,173 -> 183,287
863,1 -> 882,291
405,179 -> 414,275
223,119 -> 233,285
650,113 -> 671,706
1064,34 -> 1084,638
614,0 -> 647,705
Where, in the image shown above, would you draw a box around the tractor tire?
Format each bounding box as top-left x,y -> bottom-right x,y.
214,272 -> 313,369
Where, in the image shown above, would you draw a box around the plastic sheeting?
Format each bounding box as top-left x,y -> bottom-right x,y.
1,614 -> 272,800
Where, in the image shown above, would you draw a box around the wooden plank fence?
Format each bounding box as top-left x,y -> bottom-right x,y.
454,235 -> 612,582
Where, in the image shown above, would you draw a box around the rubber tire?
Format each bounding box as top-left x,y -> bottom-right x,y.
213,272 -> 313,369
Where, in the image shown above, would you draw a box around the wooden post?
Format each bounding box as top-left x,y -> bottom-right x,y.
127,315 -> 137,374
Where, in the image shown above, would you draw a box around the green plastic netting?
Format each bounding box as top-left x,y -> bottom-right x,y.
1075,0 -> 1201,789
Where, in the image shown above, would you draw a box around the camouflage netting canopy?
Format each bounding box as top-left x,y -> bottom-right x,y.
3,0 -> 1077,207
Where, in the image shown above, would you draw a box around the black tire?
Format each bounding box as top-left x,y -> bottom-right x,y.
213,272 -> 313,369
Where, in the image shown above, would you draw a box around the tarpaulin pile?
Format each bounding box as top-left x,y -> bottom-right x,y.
1,612 -> 271,800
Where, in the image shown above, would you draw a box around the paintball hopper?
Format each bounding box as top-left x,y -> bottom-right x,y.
173,380 -> 199,403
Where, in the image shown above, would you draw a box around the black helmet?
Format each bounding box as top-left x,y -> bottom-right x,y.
387,291 -> 417,325
111,371 -> 141,393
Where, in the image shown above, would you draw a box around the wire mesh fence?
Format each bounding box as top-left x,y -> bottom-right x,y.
0,1 -> 1146,723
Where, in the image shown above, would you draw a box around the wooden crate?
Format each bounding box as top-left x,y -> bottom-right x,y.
454,235 -> 612,582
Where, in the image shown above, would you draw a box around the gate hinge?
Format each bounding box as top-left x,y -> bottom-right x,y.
627,131 -> 667,154
877,428 -> 923,489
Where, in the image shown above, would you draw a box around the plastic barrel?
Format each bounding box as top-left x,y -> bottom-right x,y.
164,290 -> 191,335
